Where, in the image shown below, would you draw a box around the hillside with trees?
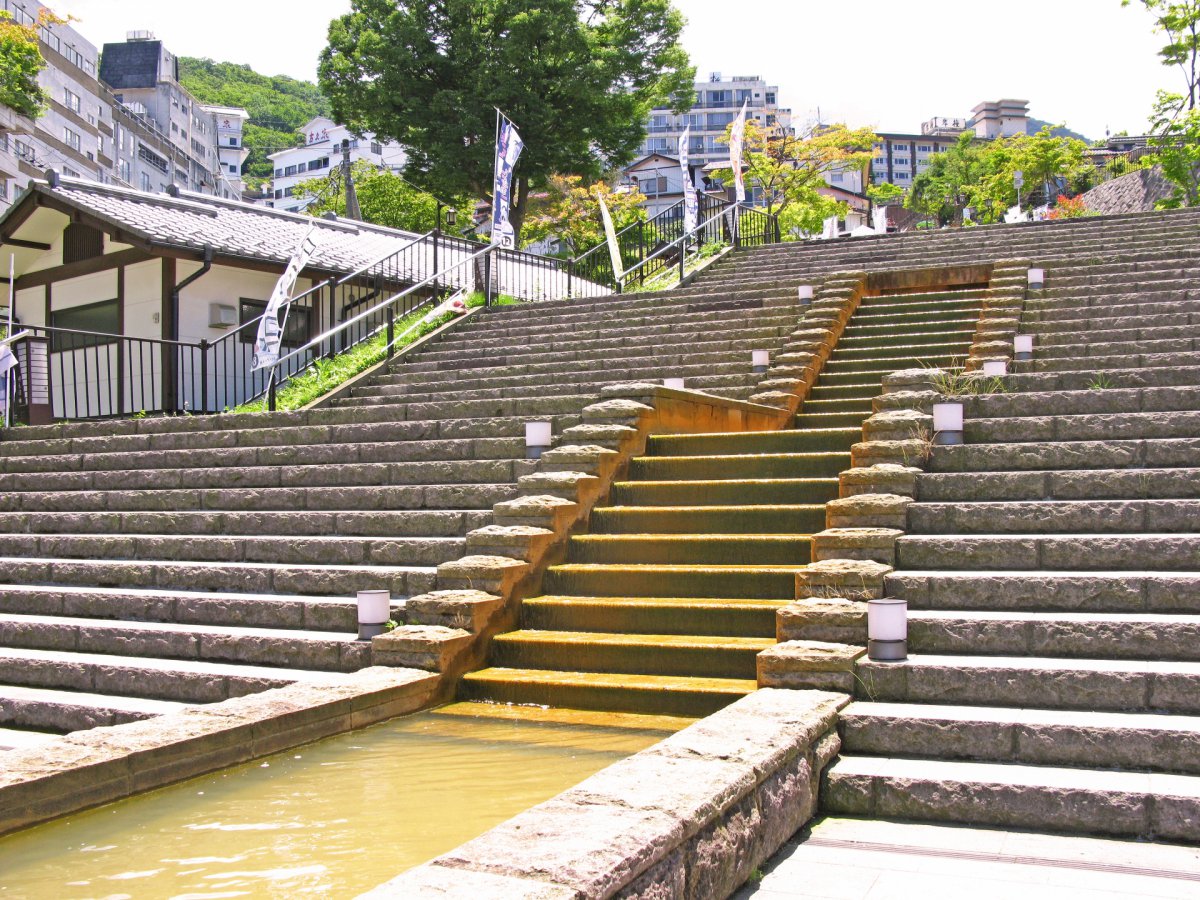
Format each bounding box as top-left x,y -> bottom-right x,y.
178,58 -> 331,184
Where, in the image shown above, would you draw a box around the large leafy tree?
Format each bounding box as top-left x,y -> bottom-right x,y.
1126,1 -> 1200,206
0,9 -> 54,119
709,121 -> 876,239
520,174 -> 647,255
319,0 -> 694,244
294,159 -> 472,233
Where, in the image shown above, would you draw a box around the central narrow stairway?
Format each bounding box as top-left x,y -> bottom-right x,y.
455,285 -> 987,720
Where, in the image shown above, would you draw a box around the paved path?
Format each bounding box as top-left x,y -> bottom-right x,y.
734,816 -> 1200,899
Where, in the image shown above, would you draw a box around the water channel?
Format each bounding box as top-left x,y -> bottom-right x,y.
0,706 -> 670,898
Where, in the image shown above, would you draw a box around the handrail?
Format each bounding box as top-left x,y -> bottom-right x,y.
618,202 -> 735,283
269,243 -> 492,373
0,329 -> 32,347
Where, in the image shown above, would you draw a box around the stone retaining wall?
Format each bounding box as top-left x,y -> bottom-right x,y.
362,689 -> 848,899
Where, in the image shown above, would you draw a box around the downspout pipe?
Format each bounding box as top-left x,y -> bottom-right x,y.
170,246 -> 215,338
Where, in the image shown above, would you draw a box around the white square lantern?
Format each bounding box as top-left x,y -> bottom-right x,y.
525,421 -> 552,459
663,377 -> 685,390
798,285 -> 814,307
867,598 -> 908,661
1027,268 -> 1045,290
1014,334 -> 1034,361
982,359 -> 1007,377
752,350 -> 770,373
932,401 -> 964,445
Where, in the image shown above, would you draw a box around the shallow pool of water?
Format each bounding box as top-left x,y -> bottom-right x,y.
0,707 -> 666,898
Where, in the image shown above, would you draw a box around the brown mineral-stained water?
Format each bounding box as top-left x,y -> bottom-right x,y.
0,707 -> 668,898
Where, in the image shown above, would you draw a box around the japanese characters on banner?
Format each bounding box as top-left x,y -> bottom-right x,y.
730,101 -> 749,204
873,206 -> 889,235
491,113 -> 524,249
252,224 -> 318,371
679,127 -> 699,235
598,192 -> 624,280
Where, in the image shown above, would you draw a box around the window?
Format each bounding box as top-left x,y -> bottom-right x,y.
284,164 -> 297,176
141,172 -> 152,191
50,298 -> 119,351
63,128 -> 81,152
228,137 -> 238,146
238,298 -> 310,347
894,157 -> 909,166
765,92 -> 776,105
275,168 -> 284,177
830,172 -> 844,183
97,135 -> 105,157
64,88 -> 81,113
120,160 -> 131,182
370,141 -> 382,155
917,144 -> 932,152
228,164 -> 237,173
895,171 -> 910,180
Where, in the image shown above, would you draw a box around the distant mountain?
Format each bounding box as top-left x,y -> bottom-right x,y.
1028,117 -> 1092,144
178,58 -> 332,183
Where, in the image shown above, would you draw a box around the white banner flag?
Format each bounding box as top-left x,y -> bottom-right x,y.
0,343 -> 15,416
873,206 -> 889,234
822,215 -> 839,240
253,224 -> 318,371
491,113 -> 524,249
730,101 -> 749,204
598,192 -> 624,280
679,127 -> 699,236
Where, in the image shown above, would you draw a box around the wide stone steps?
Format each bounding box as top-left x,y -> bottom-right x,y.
0,583 -> 394,632
1018,349 -> 1200,374
791,411 -> 868,429
0,509 -> 492,537
610,478 -> 839,507
0,415 -> 558,460
458,667 -> 758,717
1024,296 -> 1200,323
1029,336 -> 1200,360
0,683 -> 192,732
820,339 -> 974,363
0,458 -> 535,493
0,556 -> 436,597
489,629 -> 772,679
648,429 -> 861,457
629,452 -> 852,481
354,373 -> 757,402
950,385 -> 1200,420
904,609 -> 1200,660
590,504 -> 826,535
332,391 -> 613,413
0,612 -> 370,671
840,702 -> 1200,775
888,570 -> 1200,613
840,313 -> 982,336
0,645 -> 337,704
519,595 -> 785,637
834,328 -> 979,351
568,533 -> 813,566
0,482 -> 516,514
908,499 -> 1200,534
544,563 -> 803,599
466,292 -> 798,328
928,438 -> 1199,474
1034,323 -> 1197,347
896,532 -> 1200,571
916,467 -> 1200,502
0,532 -> 465,567
821,755 -> 1200,841
820,355 -> 969,377
854,653 -> 1200,713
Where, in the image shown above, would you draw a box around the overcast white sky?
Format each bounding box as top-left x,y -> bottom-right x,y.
53,0 -> 1169,140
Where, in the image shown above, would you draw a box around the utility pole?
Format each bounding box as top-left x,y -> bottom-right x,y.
342,138 -> 362,221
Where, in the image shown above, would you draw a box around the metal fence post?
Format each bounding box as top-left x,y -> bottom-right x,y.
267,369 -> 277,412
326,278 -> 337,358
386,304 -> 395,359
484,251 -> 493,307
199,340 -> 209,414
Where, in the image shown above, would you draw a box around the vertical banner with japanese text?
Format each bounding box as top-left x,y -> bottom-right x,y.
598,192 -> 624,281
252,224 -> 317,371
730,101 -> 749,204
491,112 -> 524,249
680,126 -> 699,236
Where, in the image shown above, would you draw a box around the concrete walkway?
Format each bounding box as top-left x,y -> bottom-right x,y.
734,816 -> 1200,899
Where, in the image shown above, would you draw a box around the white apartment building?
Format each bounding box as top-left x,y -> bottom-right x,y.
204,105 -> 250,196
971,99 -> 1031,140
266,116 -> 407,212
637,73 -> 793,173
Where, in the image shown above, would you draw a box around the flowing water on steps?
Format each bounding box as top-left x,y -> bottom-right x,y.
0,707 -> 672,898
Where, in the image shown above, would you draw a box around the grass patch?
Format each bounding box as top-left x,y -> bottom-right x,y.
625,241 -> 727,293
232,292 -> 522,413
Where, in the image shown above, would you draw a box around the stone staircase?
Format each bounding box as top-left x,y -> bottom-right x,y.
822,246 -> 1200,841
0,287 -> 804,748
458,286 -> 985,718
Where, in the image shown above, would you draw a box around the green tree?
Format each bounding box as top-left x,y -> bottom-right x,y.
1125,0 -> 1200,110
908,132 -> 994,223
0,9 -> 53,118
318,0 -> 694,244
294,159 -> 470,232
866,181 -> 906,206
520,174 -> 647,255
709,121 -> 875,238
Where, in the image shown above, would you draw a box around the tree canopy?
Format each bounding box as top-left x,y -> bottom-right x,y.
520,174 -> 647,255
0,9 -> 51,119
709,121 -> 875,238
178,58 -> 332,182
907,128 -> 1091,224
318,0 -> 695,242
294,159 -> 471,233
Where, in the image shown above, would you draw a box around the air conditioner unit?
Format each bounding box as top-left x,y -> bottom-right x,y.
209,303 -> 237,328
